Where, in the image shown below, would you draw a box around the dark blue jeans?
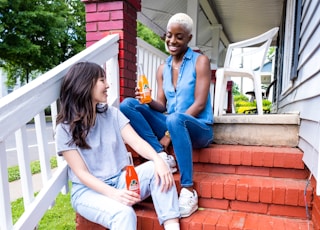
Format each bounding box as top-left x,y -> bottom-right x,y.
120,98 -> 213,187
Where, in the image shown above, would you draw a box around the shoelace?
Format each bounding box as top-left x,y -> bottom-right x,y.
179,194 -> 194,206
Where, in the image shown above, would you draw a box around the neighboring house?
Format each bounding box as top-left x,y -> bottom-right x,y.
0,68 -> 25,98
259,61 -> 273,86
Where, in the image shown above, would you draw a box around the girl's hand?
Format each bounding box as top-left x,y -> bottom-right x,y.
110,188 -> 141,206
153,156 -> 175,192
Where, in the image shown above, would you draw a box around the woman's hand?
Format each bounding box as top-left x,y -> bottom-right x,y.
109,188 -> 141,206
134,86 -> 142,101
160,135 -> 171,152
153,156 -> 175,192
134,86 -> 153,103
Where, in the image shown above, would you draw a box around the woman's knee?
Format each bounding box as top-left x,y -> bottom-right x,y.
166,113 -> 182,127
120,97 -> 138,111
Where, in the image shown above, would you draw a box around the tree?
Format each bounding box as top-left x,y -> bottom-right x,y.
232,82 -> 240,95
267,46 -> 276,61
137,21 -> 166,54
0,0 -> 85,87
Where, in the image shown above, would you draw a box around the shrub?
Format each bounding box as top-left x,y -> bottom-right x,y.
233,93 -> 272,114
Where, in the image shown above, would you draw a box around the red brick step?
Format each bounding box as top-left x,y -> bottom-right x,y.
193,144 -> 308,179
193,144 -> 305,169
193,162 -> 309,179
134,202 -> 313,230
76,204 -> 313,230
180,172 -> 313,219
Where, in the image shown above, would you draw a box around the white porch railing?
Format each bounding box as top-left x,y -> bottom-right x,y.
0,34 -> 120,230
136,38 -> 168,98
0,34 -> 168,230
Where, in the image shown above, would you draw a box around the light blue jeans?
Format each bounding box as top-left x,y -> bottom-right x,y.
71,161 -> 180,229
120,98 -> 214,187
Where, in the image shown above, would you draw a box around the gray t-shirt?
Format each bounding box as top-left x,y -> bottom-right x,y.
55,106 -> 130,184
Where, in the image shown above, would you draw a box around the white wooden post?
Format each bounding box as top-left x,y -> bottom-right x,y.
34,111 -> 52,185
187,0 -> 199,48
0,142 -> 13,230
15,126 -> 34,208
106,54 -> 120,108
211,25 -> 222,69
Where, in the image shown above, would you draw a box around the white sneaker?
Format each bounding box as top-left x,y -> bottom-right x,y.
179,188 -> 198,218
159,152 -> 177,173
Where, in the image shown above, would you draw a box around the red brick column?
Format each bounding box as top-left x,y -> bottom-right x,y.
82,0 -> 141,101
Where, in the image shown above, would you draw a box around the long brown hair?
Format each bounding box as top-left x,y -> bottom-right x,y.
56,62 -> 106,148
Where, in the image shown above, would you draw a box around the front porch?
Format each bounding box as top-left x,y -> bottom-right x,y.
1,0 -> 319,229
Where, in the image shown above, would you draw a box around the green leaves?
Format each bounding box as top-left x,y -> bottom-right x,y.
0,0 -> 85,87
137,21 -> 166,53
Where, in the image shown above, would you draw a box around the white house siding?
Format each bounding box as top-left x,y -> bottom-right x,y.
277,0 -> 320,194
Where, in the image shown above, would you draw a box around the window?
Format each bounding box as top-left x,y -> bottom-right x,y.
278,0 -> 301,95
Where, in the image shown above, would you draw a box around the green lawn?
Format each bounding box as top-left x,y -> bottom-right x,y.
9,157 -> 76,229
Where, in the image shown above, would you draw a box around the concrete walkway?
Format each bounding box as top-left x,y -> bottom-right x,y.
9,169 -> 57,202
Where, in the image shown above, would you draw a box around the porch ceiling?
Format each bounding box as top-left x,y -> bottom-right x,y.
139,0 -> 283,48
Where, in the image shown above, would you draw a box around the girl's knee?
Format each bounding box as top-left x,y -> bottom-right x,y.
119,206 -> 136,219
112,206 -> 137,227
138,161 -> 155,176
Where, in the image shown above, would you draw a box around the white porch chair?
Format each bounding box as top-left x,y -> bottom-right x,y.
213,27 -> 279,116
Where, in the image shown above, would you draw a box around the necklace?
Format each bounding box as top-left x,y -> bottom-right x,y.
172,60 -> 181,70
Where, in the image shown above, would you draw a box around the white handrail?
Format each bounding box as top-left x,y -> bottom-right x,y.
0,34 -> 120,230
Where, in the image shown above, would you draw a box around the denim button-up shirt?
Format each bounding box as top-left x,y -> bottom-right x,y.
162,48 -> 213,125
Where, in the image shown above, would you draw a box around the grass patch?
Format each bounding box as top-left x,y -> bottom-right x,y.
11,190 -> 75,229
11,197 -> 25,224
9,157 -> 75,229
8,157 -> 58,182
38,190 -> 75,230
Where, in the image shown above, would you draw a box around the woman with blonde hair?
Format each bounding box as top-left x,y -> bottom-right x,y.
120,13 -> 214,218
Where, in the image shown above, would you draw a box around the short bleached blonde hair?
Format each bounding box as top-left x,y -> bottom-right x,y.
167,13 -> 193,35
